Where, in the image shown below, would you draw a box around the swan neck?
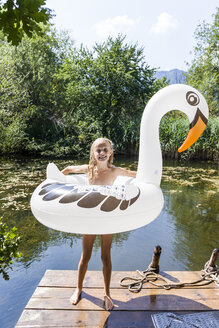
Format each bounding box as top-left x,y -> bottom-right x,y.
137,107 -> 162,186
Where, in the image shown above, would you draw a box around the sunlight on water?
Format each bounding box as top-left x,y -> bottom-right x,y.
0,157 -> 218,328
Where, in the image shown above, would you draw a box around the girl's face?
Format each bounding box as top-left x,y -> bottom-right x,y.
93,141 -> 112,163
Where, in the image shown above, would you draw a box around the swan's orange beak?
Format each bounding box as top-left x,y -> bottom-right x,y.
178,109 -> 208,153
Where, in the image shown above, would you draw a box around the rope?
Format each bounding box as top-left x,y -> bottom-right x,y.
120,265 -> 219,293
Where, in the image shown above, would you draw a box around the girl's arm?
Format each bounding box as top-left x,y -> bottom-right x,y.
61,164 -> 88,175
115,167 -> 137,178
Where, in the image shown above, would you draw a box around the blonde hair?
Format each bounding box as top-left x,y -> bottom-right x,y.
88,138 -> 114,184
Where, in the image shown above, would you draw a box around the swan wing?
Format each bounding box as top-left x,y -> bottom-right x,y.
38,183 -> 140,212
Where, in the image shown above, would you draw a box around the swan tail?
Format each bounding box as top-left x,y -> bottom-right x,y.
46,163 -> 66,182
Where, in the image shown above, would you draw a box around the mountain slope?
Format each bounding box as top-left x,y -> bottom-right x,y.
155,69 -> 186,84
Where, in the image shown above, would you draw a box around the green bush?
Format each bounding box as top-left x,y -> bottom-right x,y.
0,218 -> 22,280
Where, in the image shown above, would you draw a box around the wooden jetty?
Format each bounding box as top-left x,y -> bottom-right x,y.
15,269 -> 219,327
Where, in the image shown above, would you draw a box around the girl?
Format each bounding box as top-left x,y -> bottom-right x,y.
62,138 -> 136,310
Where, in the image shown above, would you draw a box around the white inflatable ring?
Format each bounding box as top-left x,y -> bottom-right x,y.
30,84 -> 208,234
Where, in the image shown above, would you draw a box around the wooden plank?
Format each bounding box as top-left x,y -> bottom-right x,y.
26,287 -> 219,311
15,310 -> 219,328
39,270 -> 217,289
17,310 -> 218,328
33,285 -> 219,301
15,309 -> 110,327
34,285 -> 219,301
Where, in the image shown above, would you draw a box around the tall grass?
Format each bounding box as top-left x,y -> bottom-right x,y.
159,116 -> 219,161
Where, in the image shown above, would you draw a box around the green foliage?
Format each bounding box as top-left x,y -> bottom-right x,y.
186,8 -> 219,116
0,27 -> 75,155
0,0 -> 52,45
0,218 -> 22,280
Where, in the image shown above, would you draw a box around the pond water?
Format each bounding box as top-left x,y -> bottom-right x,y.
0,157 -> 218,328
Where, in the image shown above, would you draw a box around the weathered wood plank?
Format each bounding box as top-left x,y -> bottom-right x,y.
26,287 -> 219,311
32,286 -> 219,301
39,270 -> 217,289
15,309 -> 110,327
17,310 -> 218,328
14,310 -> 163,327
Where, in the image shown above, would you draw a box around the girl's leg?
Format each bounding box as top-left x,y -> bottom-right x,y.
70,234 -> 96,304
101,234 -> 114,310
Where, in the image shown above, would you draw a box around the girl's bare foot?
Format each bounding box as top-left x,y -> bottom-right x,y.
70,288 -> 82,305
104,295 -> 114,310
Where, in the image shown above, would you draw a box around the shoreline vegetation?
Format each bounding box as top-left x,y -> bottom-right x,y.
0,10 -> 218,162
0,115 -> 218,161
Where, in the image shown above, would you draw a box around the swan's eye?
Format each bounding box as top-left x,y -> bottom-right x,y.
186,91 -> 200,106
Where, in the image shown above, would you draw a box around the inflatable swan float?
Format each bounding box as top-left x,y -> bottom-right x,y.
30,84 -> 208,234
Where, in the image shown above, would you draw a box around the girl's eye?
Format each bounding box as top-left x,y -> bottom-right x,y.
96,148 -> 109,153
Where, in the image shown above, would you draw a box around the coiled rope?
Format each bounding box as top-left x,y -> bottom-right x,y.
120,260 -> 219,293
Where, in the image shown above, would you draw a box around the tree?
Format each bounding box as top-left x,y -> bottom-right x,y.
0,27 -> 74,155
186,8 -> 219,115
62,35 -> 165,154
0,0 -> 52,45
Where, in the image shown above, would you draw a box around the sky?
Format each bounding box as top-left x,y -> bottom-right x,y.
46,0 -> 218,71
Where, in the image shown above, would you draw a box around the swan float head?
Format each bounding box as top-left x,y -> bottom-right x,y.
178,89 -> 208,152
30,84 -> 208,234
137,84 -> 209,186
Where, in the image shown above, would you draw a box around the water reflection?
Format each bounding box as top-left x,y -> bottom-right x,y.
165,183 -> 218,270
